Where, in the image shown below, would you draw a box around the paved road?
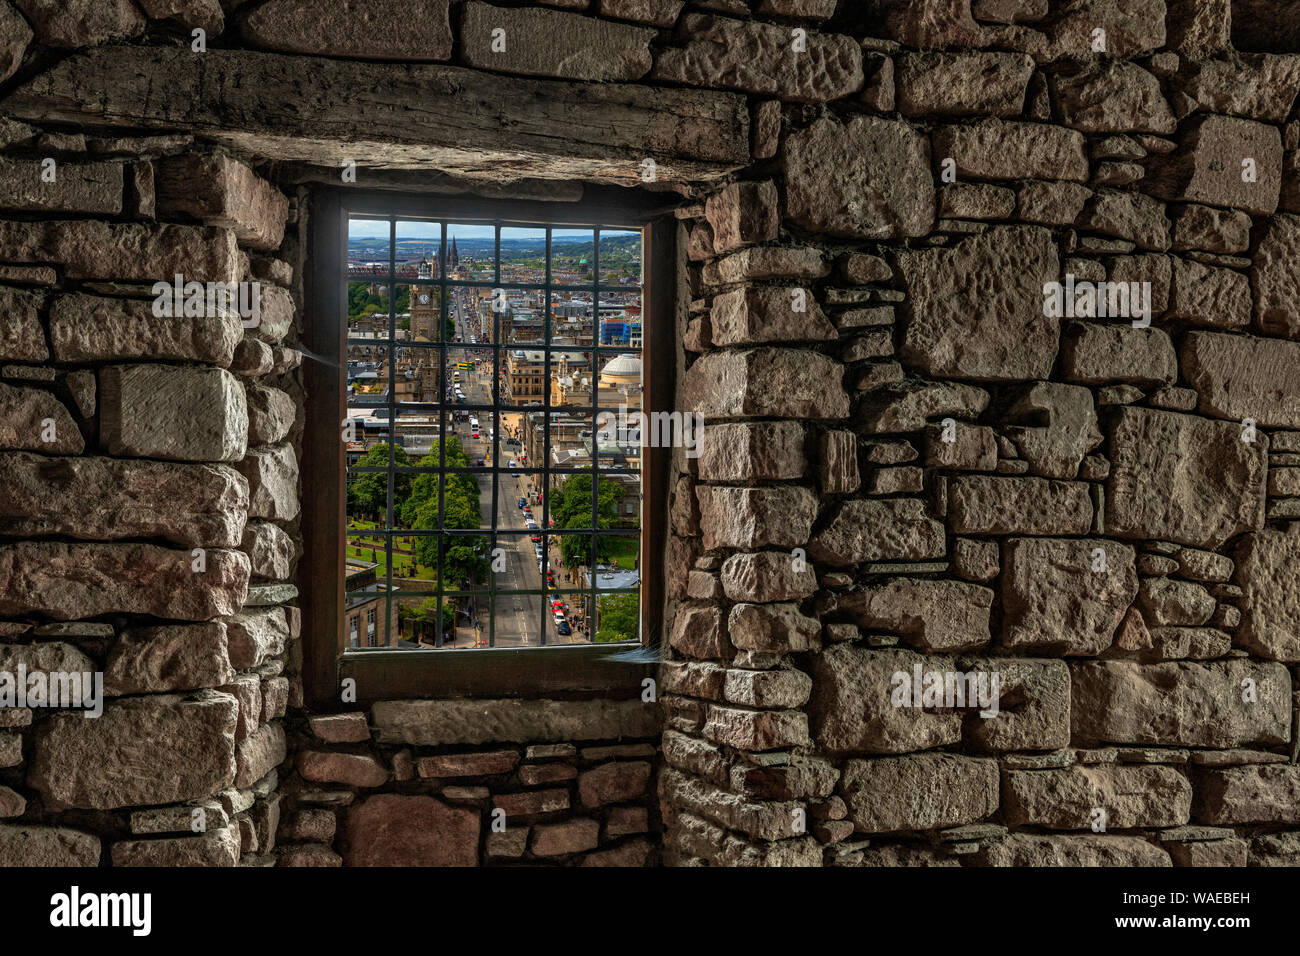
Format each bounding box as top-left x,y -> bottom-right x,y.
441,288 -> 581,645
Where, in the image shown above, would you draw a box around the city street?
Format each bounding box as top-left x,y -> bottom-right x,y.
441,287 -> 581,646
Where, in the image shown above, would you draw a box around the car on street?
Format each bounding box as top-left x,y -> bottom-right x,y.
557,621 -> 571,636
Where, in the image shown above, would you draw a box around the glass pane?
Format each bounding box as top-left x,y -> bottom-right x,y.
445,283 -> 480,345
440,532 -> 492,590
446,346 -> 494,413
389,533 -> 436,583
345,530 -> 387,573
550,287 -> 593,346
513,410 -> 544,469
346,457 -> 388,531
503,344 -> 547,406
392,592 -> 450,648
499,226 -> 547,285
404,283 -> 441,343
547,588 -> 588,644
598,229 -> 642,287
343,588 -> 394,650
596,531 -> 640,570
550,529 -> 592,580
490,528 -> 532,584
460,286 -> 496,345
549,350 -> 593,411
448,222 -> 496,282
345,339 -> 389,377
395,219 -> 442,280
347,217 -> 391,279
599,291 -> 642,348
491,588 -> 544,648
545,412 -> 594,476
347,279 -> 395,338
551,229 -> 596,286
599,469 -> 642,529
594,591 -> 639,644
498,287 -> 547,347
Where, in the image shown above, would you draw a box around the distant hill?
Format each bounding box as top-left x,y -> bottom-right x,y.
348,232 -> 641,263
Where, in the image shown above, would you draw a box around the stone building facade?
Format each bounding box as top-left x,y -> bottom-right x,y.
0,0 -> 1299,867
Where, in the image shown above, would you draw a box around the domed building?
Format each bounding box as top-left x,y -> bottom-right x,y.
599,353 -> 642,399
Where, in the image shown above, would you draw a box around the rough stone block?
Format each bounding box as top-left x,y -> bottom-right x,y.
809,498 -> 946,566
704,181 -> 778,255
1235,527 -> 1300,662
949,476 -> 1093,536
1105,405 -> 1266,549
0,452 -> 248,548
50,292 -> 243,367
0,542 -> 248,620
897,52 -> 1034,117
105,622 -> 235,695
839,753 -> 998,833
696,485 -> 817,550
810,646 -> 963,755
0,219 -> 238,283
99,364 -> 247,462
653,14 -> 862,102
234,443 -> 300,520
897,226 -> 1059,381
1003,764 -> 1191,829
0,825 -> 100,866
372,699 -> 660,746
1147,114 -> 1282,215
344,794 -> 478,866
709,285 -> 835,345
242,0 -> 452,61
931,120 -> 1089,182
1000,537 -> 1137,654
824,578 -> 993,652
783,116 -> 933,238
1070,660 -> 1290,747
29,692 -> 237,810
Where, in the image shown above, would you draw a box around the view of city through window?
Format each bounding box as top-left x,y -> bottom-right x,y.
343,217 -> 644,653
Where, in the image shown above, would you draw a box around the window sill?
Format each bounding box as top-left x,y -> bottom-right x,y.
336,642 -> 655,705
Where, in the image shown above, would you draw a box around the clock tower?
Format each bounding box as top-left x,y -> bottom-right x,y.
410,256 -> 437,341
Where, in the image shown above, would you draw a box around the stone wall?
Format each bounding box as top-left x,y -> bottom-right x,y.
0,0 -> 1299,867
281,700 -> 660,866
658,0 -> 1300,867
0,135 -> 298,864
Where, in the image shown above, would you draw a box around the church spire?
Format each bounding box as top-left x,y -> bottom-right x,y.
450,236 -> 459,269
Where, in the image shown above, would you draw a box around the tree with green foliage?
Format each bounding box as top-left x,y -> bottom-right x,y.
348,283 -> 409,321
551,472 -> 622,567
595,593 -> 638,643
398,595 -> 455,636
348,443 -> 411,523
399,438 -> 489,584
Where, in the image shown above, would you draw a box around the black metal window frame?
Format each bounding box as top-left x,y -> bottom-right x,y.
302,188 -> 671,705
344,212 -> 642,651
